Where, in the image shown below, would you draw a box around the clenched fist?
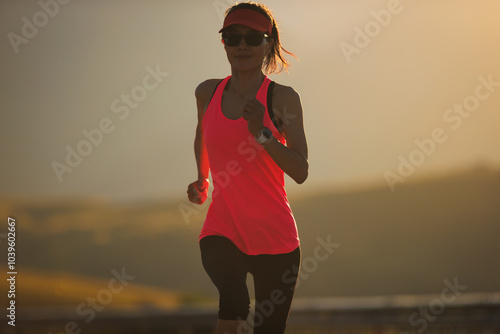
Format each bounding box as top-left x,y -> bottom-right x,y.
242,97 -> 265,137
187,178 -> 210,205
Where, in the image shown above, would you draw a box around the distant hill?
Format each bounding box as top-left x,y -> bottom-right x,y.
2,166 -> 499,308
289,166 -> 500,297
15,267 -> 180,309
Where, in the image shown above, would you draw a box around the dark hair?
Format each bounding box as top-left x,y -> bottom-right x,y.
224,2 -> 297,74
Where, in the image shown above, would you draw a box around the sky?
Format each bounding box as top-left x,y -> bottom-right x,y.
1,0 -> 499,202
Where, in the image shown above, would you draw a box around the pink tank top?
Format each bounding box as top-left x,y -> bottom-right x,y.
200,75 -> 300,255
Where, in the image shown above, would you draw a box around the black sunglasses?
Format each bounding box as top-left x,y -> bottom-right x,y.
222,31 -> 269,47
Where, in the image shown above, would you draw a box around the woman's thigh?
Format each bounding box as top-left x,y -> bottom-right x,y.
199,235 -> 251,320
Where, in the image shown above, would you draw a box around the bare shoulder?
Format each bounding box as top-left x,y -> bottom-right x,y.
272,83 -> 301,107
195,79 -> 224,103
272,82 -> 302,119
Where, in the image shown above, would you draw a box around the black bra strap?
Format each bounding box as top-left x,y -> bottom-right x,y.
209,79 -> 224,104
267,81 -> 281,131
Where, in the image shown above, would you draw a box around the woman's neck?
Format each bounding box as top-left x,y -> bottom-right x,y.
228,69 -> 265,98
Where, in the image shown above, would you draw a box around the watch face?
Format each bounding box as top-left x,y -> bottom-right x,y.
263,127 -> 272,139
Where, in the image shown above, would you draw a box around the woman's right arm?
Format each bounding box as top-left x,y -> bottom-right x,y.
187,80 -> 217,204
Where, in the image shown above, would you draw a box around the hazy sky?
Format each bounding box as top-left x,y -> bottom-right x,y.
1,0 -> 499,202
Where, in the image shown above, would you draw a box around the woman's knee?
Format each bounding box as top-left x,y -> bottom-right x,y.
218,291 -> 250,321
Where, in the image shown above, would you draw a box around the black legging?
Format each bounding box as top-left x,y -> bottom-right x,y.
200,235 -> 301,334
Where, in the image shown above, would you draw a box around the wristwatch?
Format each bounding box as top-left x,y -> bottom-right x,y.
255,127 -> 273,145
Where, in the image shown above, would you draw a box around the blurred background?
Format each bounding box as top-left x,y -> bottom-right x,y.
1,0 -> 499,333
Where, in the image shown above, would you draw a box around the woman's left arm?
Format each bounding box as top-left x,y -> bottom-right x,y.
243,86 -> 309,184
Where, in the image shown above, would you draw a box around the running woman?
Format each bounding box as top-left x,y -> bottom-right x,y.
187,2 -> 308,333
